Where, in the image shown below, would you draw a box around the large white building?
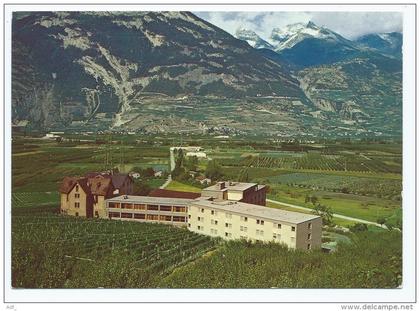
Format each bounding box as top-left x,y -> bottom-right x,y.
104,182 -> 322,250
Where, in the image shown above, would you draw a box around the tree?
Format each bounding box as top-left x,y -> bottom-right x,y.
238,168 -> 250,182
133,181 -> 151,196
205,159 -> 223,180
310,195 -> 318,205
377,217 -> 387,226
350,223 -> 368,232
312,203 -> 333,225
184,156 -> 198,171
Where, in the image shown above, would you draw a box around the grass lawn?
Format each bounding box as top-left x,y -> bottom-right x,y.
165,181 -> 202,193
268,184 -> 400,223
266,201 -> 358,228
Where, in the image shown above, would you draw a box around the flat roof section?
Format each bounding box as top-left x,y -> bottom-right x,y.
203,181 -> 257,192
191,199 -> 320,224
106,195 -> 195,206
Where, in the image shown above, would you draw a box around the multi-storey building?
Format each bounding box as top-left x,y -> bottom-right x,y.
188,198 -> 322,250
59,175 -> 115,218
105,195 -> 192,226
59,172 -> 133,217
201,181 -> 266,206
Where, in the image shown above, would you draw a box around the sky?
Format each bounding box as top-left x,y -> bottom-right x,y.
194,12 -> 402,40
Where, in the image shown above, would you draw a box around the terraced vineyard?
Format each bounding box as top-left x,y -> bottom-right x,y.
12,207 -> 218,288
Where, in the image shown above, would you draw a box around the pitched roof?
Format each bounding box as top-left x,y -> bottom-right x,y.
59,177 -> 78,194
111,173 -> 132,189
85,172 -> 111,179
88,177 -> 113,196
59,175 -> 113,197
148,188 -> 201,199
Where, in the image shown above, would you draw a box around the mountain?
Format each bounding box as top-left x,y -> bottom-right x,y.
12,11 -> 304,128
268,21 -> 361,67
356,32 -> 402,58
297,55 -> 402,136
235,28 -> 273,49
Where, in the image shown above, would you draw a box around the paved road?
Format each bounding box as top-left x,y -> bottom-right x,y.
266,199 -> 387,228
160,147 -> 176,189
160,175 -> 172,189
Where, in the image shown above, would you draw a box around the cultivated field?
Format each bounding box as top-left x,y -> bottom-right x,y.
12,206 -> 218,288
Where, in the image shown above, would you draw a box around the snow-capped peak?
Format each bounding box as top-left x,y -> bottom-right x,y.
270,21 -> 346,51
235,27 -> 273,49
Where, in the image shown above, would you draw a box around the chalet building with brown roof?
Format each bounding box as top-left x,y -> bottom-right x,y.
59,172 -> 133,218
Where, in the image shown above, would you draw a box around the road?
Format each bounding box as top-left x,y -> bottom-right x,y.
266,199 -> 387,228
160,147 -> 176,189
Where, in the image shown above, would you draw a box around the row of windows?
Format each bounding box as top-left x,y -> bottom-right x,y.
194,215 -> 299,234
109,202 -> 186,212
194,208 -> 311,233
109,212 -> 186,222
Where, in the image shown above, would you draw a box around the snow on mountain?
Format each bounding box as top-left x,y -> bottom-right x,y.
235,28 -> 273,49
270,21 -> 352,52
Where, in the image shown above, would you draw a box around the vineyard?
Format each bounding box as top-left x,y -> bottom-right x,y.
160,232 -> 402,288
267,173 -> 402,199
12,191 -> 59,208
12,207 -> 218,288
221,153 -> 401,174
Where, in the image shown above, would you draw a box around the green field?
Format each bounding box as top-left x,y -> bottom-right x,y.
165,181 -> 202,193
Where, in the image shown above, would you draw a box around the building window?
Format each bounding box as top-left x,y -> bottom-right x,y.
147,204 -> 159,211
211,210 -> 214,215
256,219 -> 260,224
188,214 -> 191,219
173,206 -> 186,212
74,202 -> 80,208
308,223 -> 312,229
75,185 -> 79,192
256,229 -> 264,236
211,219 -> 218,225
240,226 -> 247,232
173,216 -> 186,222
261,220 -> 264,225
198,216 -> 204,222
225,232 -> 232,238
188,223 -> 191,228
225,223 -> 232,228
273,233 -> 277,239
307,233 -> 312,240
307,243 -> 311,250
75,212 -> 79,217
160,205 -> 172,212
197,225 -> 201,230
134,213 -> 145,220
240,216 -> 248,222
291,226 -> 296,232
74,193 -> 80,198
210,229 -> 218,235
201,208 -> 205,213
277,224 -> 282,229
